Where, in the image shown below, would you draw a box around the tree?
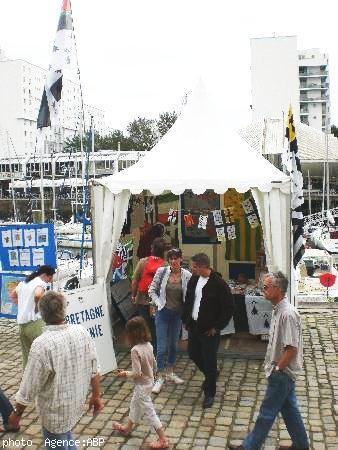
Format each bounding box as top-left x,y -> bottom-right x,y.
127,117 -> 158,151
62,110 -> 178,153
331,125 -> 338,138
157,111 -> 178,138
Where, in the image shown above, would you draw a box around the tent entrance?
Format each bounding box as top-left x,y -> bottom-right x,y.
108,189 -> 273,358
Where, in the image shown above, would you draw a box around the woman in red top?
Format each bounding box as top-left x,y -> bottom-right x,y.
131,237 -> 165,354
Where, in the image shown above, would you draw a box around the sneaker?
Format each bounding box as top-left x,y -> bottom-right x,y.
166,372 -> 184,385
152,376 -> 165,394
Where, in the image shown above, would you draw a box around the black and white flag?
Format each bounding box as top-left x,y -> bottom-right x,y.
37,0 -> 74,129
286,106 -> 305,268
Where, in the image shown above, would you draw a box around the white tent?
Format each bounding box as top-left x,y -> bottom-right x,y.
91,84 -> 291,288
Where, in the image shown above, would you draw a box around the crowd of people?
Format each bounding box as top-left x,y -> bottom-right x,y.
0,240 -> 310,450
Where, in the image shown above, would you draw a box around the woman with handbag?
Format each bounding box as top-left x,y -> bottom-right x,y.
149,248 -> 191,394
131,238 -> 166,354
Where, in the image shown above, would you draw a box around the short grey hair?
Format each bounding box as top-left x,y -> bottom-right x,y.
265,271 -> 289,294
191,253 -> 210,268
39,291 -> 66,325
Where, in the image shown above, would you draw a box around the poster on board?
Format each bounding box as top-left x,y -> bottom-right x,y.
0,272 -> 26,318
64,281 -> 116,375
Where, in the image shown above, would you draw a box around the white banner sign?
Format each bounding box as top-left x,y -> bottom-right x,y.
65,281 -> 116,375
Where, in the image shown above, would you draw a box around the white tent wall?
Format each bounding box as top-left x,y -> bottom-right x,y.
252,186 -> 291,275
91,185 -> 130,281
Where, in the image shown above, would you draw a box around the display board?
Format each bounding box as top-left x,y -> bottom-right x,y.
65,281 -> 116,375
0,224 -> 56,272
0,272 -> 26,318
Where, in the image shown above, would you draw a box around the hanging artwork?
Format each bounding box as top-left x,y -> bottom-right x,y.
212,210 -> 223,226
181,190 -> 220,244
242,198 -> 254,214
112,240 -> 134,284
223,207 -> 235,223
198,214 -> 208,230
247,213 -> 260,228
183,214 -> 194,227
227,224 -> 237,240
216,226 -> 226,241
145,204 -> 153,214
168,209 -> 178,224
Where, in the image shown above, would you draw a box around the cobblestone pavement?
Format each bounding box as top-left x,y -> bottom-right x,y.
0,309 -> 337,450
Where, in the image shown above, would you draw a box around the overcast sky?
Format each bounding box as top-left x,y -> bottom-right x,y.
1,0 -> 337,130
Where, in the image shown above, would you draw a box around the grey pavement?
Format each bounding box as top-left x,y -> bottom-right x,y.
0,309 -> 337,450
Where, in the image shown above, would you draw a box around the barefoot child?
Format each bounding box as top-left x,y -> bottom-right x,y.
112,316 -> 169,449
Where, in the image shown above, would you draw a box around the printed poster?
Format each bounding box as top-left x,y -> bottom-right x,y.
0,273 -> 25,318
2,230 -> 12,248
32,248 -> 45,266
8,249 -> 19,267
24,229 -> 36,247
19,249 -> 31,267
12,229 -> 23,247
36,228 -> 49,247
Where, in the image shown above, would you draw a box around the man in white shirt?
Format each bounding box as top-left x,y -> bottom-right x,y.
182,253 -> 234,408
9,291 -> 104,450
229,272 -> 309,450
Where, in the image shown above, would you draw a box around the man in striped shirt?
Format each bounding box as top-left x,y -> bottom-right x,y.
8,291 -> 103,450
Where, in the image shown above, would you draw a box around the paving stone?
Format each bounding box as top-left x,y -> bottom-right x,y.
0,311 -> 336,450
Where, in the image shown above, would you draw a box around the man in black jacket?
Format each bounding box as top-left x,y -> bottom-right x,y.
182,253 -> 234,408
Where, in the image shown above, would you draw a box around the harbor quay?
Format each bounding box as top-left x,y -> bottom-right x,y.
0,307 -> 337,450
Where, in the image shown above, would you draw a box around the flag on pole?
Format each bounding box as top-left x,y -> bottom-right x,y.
285,106 -> 305,268
37,0 -> 74,129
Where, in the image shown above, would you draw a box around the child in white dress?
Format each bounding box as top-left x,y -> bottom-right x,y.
112,316 -> 169,449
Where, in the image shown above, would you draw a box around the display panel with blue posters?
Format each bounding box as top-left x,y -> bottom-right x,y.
0,224 -> 56,272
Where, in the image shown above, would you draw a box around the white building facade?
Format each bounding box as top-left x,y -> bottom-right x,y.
250,37 -> 330,133
250,36 -> 300,122
0,54 -> 108,158
298,48 -> 330,132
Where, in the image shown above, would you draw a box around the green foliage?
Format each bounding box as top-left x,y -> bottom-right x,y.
157,111 -> 178,138
62,110 -> 178,152
331,125 -> 338,138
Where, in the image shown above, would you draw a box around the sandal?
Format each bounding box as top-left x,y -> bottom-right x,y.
149,438 -> 170,449
112,421 -> 131,437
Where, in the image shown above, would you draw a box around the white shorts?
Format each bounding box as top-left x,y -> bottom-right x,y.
129,384 -> 161,430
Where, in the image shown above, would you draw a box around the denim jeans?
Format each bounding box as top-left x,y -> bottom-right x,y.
155,307 -> 182,371
242,371 -> 309,450
187,327 -> 220,397
43,427 -> 78,450
137,304 -> 157,355
0,388 -> 13,427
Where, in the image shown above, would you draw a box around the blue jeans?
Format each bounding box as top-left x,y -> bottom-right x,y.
43,427 -> 78,450
155,307 -> 182,371
0,388 -> 13,427
243,371 -> 309,450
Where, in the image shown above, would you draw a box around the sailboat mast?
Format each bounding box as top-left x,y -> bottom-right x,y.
39,137 -> 45,223
325,95 -> 330,228
307,169 -> 311,217
51,151 -> 57,222
7,132 -> 18,222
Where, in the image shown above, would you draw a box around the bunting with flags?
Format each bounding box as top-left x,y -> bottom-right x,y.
286,106 -> 305,268
37,0 -> 74,129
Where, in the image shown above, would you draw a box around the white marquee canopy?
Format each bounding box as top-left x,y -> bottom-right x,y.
91,84 -> 291,286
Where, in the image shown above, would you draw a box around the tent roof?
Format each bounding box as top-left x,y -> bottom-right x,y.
95,84 -> 289,196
